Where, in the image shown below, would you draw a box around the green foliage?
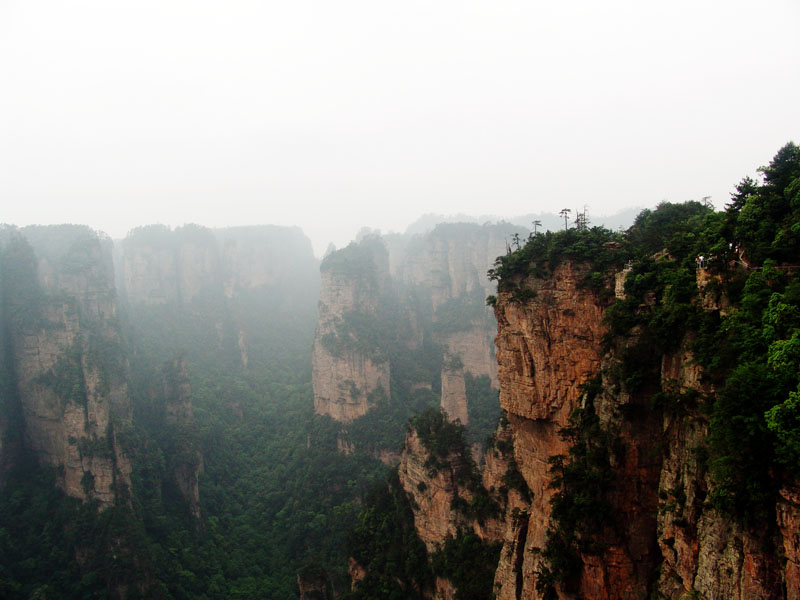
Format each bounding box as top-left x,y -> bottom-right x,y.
430,534 -> 501,600
346,471 -> 432,600
345,385 -> 438,453
626,200 -> 716,260
501,458 -> 532,503
766,384 -> 800,469
598,144 -> 800,518
321,310 -> 392,363
729,142 -> 800,265
694,266 -> 800,513
488,226 -> 626,289
536,400 -> 618,596
0,460 -> 151,599
35,349 -> 87,405
320,236 -> 388,286
411,408 -> 471,467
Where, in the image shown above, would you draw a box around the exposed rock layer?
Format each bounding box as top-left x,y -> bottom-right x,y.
313,224 -> 514,425
312,241 -> 391,421
2,227 -> 132,507
489,261 -> 799,599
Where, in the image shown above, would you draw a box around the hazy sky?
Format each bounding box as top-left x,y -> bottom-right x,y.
1,0 -> 798,255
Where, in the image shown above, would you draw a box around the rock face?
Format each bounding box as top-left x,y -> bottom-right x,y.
311,238 -> 391,422
120,224 -> 319,368
398,223 -> 510,312
439,366 -> 469,424
1,226 -> 132,507
493,262 -> 627,599
397,428 -> 473,551
312,223 -> 516,426
122,224 -> 317,307
490,260 -> 799,599
312,237 -> 392,421
395,413 -> 528,599
401,224 -> 509,421
655,346 -> 784,600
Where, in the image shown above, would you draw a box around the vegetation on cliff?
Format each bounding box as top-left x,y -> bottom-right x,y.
430,534 -> 501,600
488,224 -> 627,294
492,142 -> 800,593
344,410 -> 503,600
344,470 -> 432,600
536,382 -> 620,598
0,225 -> 382,598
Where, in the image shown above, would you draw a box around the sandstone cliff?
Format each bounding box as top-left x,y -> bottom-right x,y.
398,426 -> 475,552
313,223 -> 513,429
490,256 -> 800,599
312,237 -> 391,421
394,409 -> 528,599
1,226 -> 132,507
400,224 -> 510,422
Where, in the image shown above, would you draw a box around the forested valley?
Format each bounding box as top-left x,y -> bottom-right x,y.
0,142 -> 799,600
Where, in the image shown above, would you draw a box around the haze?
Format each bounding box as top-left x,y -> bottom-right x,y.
1,0 -> 798,256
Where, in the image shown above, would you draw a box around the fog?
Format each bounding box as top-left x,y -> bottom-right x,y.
1,0 -> 798,256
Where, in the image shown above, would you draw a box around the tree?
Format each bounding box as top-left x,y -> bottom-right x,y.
559,208 -> 572,231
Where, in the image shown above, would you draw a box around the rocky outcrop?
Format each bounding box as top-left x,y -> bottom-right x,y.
313,223 -> 513,427
492,262 -> 619,599
655,344 -> 785,600
119,225 -> 223,306
121,226 -> 180,306
399,223 -> 513,312
401,224 -> 510,422
490,260 -> 799,599
395,413 -> 526,600
778,483 -> 800,600
121,224 -> 318,308
398,416 -> 525,548
440,366 -> 469,424
397,427 -> 474,551
439,325 -> 499,424
1,226 -> 132,508
312,238 -> 391,422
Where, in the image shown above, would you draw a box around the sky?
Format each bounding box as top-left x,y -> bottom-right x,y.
1,0 -> 798,256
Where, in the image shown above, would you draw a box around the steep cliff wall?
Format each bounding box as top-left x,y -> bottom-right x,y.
491,253 -> 799,599
312,238 -> 391,421
120,224 -> 319,369
313,223 -> 512,428
655,342 -> 786,599
122,224 -> 317,307
121,224 -> 221,306
392,410 -> 526,600
397,427 -> 474,551
492,261 -> 648,599
1,226 -> 132,508
400,223 -> 512,311
401,223 -> 511,422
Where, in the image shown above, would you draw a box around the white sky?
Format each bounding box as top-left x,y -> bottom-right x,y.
1,0 -> 798,256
